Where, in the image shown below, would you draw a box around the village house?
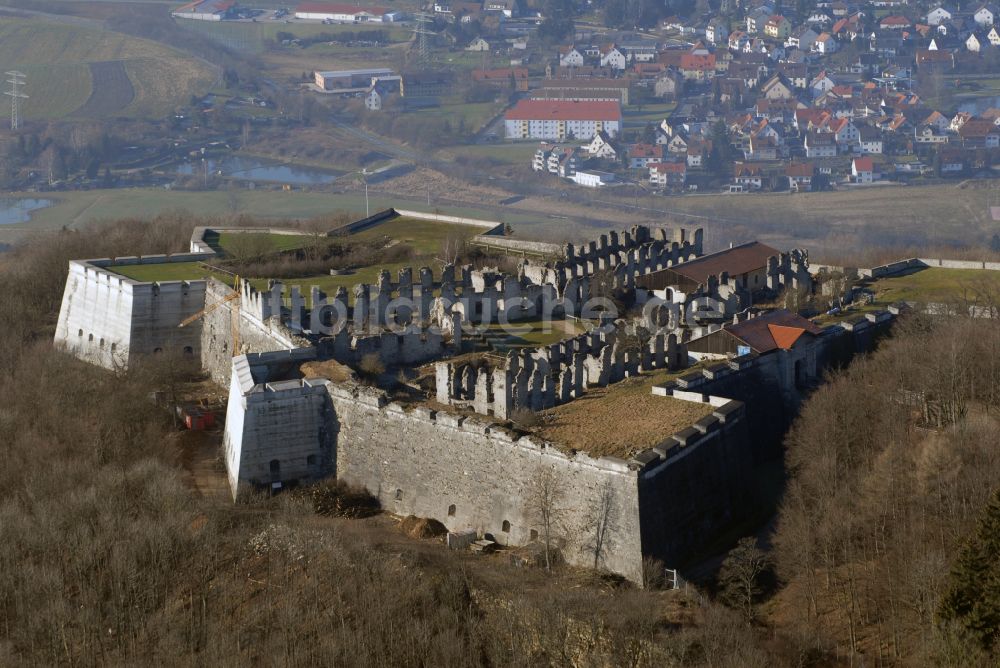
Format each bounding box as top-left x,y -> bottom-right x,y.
764,15 -> 792,40
815,32 -> 840,54
628,143 -> 664,169
706,18 -> 730,45
466,37 -> 490,51
586,130 -> 620,159
975,3 -> 998,27
852,156 -> 875,183
857,126 -> 884,154
786,162 -> 814,191
805,131 -> 838,158
958,118 -> 1000,148
733,162 -> 765,190
649,161 -> 687,188
926,5 -> 955,26
600,45 -> 628,70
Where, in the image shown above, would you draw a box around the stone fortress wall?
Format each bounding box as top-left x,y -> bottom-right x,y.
223,348 -> 750,582
54,253 -> 213,369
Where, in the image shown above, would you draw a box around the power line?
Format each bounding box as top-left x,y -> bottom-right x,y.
413,13 -> 435,62
5,70 -> 27,131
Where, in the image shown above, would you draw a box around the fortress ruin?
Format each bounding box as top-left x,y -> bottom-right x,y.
53,208 -> 890,583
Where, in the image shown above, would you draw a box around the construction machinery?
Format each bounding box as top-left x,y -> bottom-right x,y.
178,275 -> 242,356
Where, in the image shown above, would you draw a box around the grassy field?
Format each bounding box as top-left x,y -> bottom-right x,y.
178,18 -> 410,54
607,179 -> 1000,259
0,188 -> 551,240
0,17 -> 215,120
215,232 -> 313,253
106,213 -> 486,301
624,102 -> 677,124
870,267 -> 1000,304
443,143 -> 540,165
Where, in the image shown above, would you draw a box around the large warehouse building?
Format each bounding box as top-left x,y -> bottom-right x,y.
503,99 -> 623,140
172,0 -> 238,20
294,2 -> 395,22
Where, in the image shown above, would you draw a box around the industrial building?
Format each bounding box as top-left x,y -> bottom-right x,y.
294,2 -> 396,22
172,0 -> 238,21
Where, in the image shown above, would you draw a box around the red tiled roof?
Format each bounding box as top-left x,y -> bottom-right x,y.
853,156 -> 874,172
880,15 -> 910,25
680,53 -> 716,71
649,161 -> 686,173
629,143 -> 663,159
727,309 -> 823,353
505,99 -> 622,121
785,162 -> 814,177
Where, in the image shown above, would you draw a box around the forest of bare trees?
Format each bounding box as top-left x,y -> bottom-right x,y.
772,315 -> 1000,665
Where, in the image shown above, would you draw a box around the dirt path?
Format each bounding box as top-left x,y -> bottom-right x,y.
74,60 -> 135,117
177,429 -> 231,502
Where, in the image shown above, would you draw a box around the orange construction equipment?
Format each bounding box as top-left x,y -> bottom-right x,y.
178,275 -> 242,355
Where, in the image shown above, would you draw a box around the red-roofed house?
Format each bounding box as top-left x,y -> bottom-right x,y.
504,100 -> 622,139
628,143 -> 664,168
880,15 -> 911,29
687,310 -> 825,388
679,52 -> 717,80
852,156 -> 874,183
786,162 -> 814,192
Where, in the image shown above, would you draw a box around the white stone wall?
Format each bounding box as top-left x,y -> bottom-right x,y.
224,356 -> 333,501
54,259 -> 207,369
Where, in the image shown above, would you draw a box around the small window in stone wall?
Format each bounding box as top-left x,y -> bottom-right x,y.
269,459 -> 280,474
99,338 -> 105,348
88,333 -> 94,342
111,343 -> 117,352
447,504 -> 456,517
502,520 -> 511,533
530,529 -> 539,541
307,455 -> 316,466
395,489 -> 403,501
78,329 -> 83,337
153,347 -> 163,354
183,346 -> 193,356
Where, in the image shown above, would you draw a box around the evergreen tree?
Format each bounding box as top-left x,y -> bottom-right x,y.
938,488 -> 1000,650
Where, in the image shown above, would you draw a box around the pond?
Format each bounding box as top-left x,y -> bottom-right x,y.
174,155 -> 344,185
0,198 -> 53,225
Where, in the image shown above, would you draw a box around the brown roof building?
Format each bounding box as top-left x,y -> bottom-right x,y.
637,241 -> 780,292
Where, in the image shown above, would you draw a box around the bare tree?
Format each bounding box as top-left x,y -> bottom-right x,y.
719,537 -> 770,624
585,480 -> 617,569
526,467 -> 566,573
438,234 -> 467,266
